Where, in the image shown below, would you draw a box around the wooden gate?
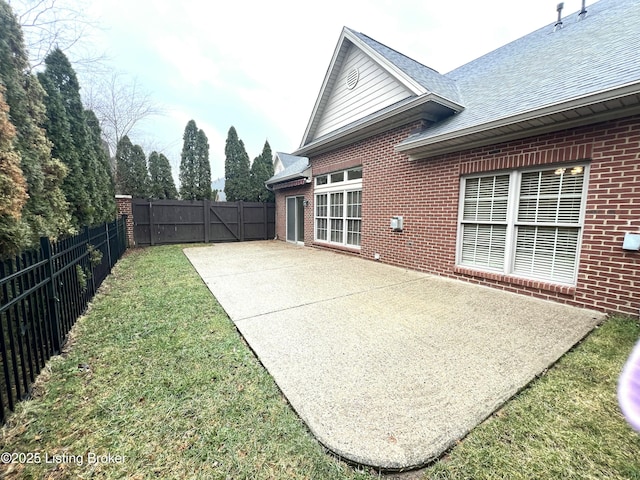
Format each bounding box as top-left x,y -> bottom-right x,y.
132,199 -> 275,246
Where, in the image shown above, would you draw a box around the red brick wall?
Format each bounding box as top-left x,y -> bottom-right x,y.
275,116 -> 640,316
115,195 -> 134,247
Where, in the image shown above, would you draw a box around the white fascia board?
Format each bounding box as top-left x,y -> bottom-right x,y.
396,81 -> 640,158
299,28 -> 352,149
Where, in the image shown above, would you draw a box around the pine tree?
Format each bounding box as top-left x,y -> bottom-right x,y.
195,128 -> 211,200
116,136 -> 148,198
85,109 -> 116,221
179,120 -> 198,200
179,120 -> 211,200
224,126 -> 251,202
148,151 -> 177,199
39,49 -> 99,226
0,85 -> 29,257
37,70 -> 88,226
0,0 -> 72,246
130,145 -> 149,198
249,140 -> 275,202
115,135 -> 134,195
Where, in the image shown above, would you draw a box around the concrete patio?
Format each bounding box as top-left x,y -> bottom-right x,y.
184,241 -> 604,470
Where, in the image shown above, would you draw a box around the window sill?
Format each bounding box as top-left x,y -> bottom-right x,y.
453,266 -> 576,296
312,242 -> 361,255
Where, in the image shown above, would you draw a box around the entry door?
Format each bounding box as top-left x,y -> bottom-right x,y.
286,196 -> 305,244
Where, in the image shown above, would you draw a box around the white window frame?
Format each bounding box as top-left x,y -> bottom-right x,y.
314,168 -> 362,249
456,163 -> 589,285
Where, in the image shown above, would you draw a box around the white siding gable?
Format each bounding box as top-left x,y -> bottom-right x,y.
313,44 -> 413,140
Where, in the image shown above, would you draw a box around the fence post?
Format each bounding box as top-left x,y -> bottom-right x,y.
40,237 -> 62,354
203,199 -> 210,243
263,203 -> 268,240
84,226 -> 96,296
105,221 -> 113,270
238,201 -> 245,242
120,214 -> 128,250
149,202 -> 155,246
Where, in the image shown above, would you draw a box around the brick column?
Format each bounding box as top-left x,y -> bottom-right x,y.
115,195 -> 134,247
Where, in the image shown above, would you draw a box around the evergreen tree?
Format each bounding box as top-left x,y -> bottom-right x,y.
115,135 -> 134,195
37,70 -> 89,226
0,0 -> 71,246
180,120 -> 211,200
224,126 -> 251,202
148,151 -> 177,199
179,120 -> 198,200
85,109 -> 116,221
130,145 -> 149,198
116,136 -> 148,198
39,49 -> 102,226
0,85 -> 28,257
195,128 -> 211,200
249,140 -> 275,202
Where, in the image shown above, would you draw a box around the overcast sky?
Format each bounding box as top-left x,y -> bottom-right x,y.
75,0 -> 594,181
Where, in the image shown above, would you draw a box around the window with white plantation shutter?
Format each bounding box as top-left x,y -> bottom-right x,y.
457,165 -> 587,285
460,175 -> 510,269
513,167 -> 585,283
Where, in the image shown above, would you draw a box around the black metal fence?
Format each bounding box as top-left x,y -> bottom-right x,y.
0,216 -> 128,424
132,199 -> 275,246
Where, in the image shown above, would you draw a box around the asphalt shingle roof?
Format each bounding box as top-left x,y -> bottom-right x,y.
348,29 -> 462,105
275,152 -> 301,169
403,0 -> 640,145
266,155 -> 309,185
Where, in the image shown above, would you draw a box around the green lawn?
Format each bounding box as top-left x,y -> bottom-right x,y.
1,245 -> 638,479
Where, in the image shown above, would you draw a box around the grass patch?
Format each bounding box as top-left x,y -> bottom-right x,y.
0,246 -> 371,480
425,316 -> 640,480
0,244 -> 638,479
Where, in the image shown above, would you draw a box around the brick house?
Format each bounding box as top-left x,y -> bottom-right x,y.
266,0 -> 640,316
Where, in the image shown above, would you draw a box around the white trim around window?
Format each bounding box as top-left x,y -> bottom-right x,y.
314,167 -> 362,249
456,163 -> 589,285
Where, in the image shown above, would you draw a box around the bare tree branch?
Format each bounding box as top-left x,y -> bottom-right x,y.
9,0 -> 105,69
83,71 -> 164,157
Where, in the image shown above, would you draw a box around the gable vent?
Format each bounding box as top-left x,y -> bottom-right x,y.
346,67 -> 359,90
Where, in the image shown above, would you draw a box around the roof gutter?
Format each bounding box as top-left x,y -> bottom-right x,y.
265,165 -> 312,190
396,81 -> 640,159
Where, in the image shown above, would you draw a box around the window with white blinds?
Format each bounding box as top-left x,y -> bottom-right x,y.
458,165 -> 587,284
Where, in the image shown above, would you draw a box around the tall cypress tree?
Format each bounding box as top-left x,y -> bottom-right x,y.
115,135 -> 134,195
148,151 -> 177,199
179,120 -> 198,200
39,49 -> 98,226
116,135 -> 148,198
85,109 -> 116,221
130,145 -> 149,198
37,71 -> 88,227
224,126 -> 251,202
195,128 -> 211,200
0,85 -> 28,257
0,0 -> 71,246
249,140 -> 275,202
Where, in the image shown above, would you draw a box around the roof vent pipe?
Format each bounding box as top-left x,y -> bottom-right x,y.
578,0 -> 587,20
554,2 -> 564,31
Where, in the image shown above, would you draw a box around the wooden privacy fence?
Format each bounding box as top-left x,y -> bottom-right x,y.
132,199 -> 275,246
0,216 -> 128,424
